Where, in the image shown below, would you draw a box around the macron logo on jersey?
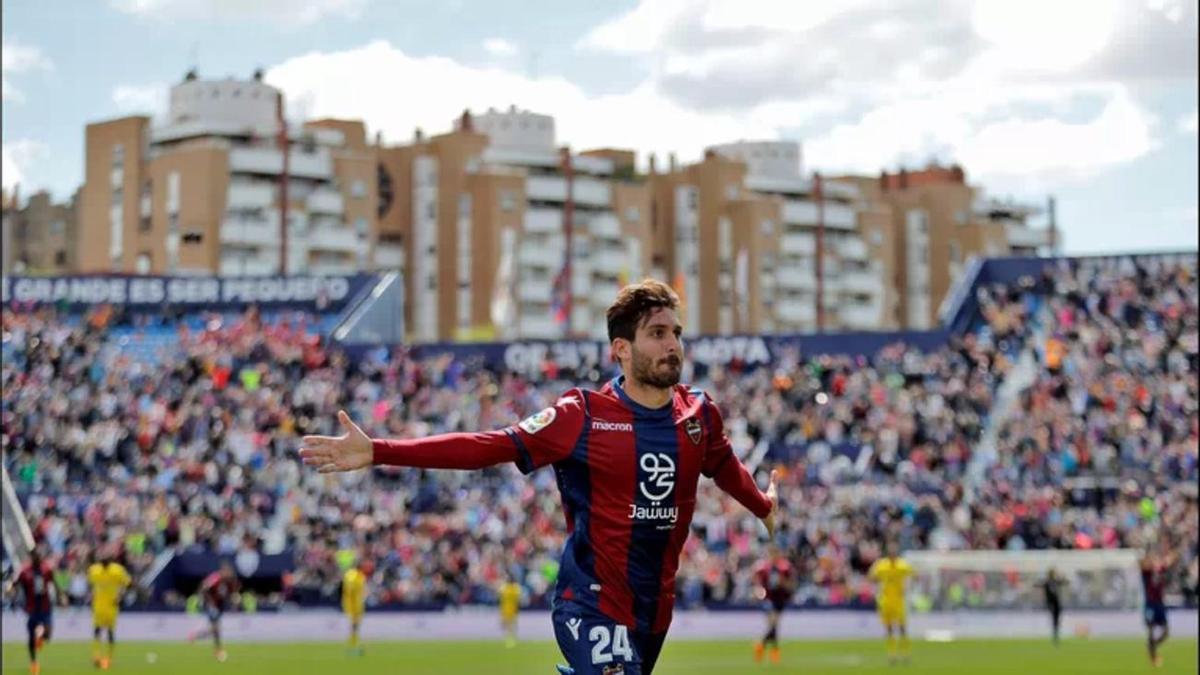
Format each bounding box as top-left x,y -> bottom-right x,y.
591,419 -> 634,432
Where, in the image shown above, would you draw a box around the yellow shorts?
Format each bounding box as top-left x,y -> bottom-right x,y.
343,604 -> 364,622
877,601 -> 906,626
93,607 -> 118,630
500,609 -> 517,624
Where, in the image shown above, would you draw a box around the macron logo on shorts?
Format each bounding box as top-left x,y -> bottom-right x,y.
591,420 -> 633,432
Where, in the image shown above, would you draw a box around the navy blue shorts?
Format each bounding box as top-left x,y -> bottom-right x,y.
1143,603 -> 1167,627
551,600 -> 667,675
27,611 -> 52,634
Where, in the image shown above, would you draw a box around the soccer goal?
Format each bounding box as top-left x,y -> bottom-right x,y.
905,549 -> 1142,611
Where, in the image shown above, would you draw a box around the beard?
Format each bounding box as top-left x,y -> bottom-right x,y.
630,346 -> 682,389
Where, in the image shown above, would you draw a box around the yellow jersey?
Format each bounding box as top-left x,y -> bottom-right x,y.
88,562 -> 132,611
499,582 -> 521,615
868,557 -> 913,605
342,569 -> 366,607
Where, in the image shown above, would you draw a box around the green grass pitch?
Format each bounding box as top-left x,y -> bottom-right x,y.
4,638 -> 1196,674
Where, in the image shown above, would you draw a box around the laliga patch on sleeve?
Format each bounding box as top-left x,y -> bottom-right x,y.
519,407 -> 557,434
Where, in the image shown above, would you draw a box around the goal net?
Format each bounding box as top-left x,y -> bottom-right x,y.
905,549 -> 1142,611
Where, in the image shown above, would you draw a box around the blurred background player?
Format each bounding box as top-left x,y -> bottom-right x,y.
498,573 -> 522,648
88,546 -> 132,669
1141,545 -> 1176,668
868,541 -> 914,665
1039,567 -> 1064,646
10,546 -> 59,675
752,543 -> 795,664
341,559 -> 371,656
189,560 -> 241,662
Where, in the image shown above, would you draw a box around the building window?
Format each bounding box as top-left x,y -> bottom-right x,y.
55,251 -> 67,266
500,190 -> 516,212
354,217 -> 369,238
760,220 -> 773,236
871,230 -> 883,246
50,220 -> 64,235
111,144 -> 125,167
135,253 -> 151,274
182,232 -> 203,244
351,180 -> 367,198
955,210 -> 968,225
625,206 -> 639,223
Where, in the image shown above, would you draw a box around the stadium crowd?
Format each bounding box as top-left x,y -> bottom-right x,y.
2,255 -> 1196,613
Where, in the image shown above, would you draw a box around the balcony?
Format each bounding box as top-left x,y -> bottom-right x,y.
589,213 -> 621,239
839,303 -> 880,329
229,147 -> 332,179
518,315 -> 560,339
839,270 -> 883,295
839,237 -> 869,260
777,267 -> 815,290
220,218 -> 278,247
517,245 -> 565,269
517,278 -> 553,303
524,208 -> 562,234
527,175 -> 568,202
780,233 -> 815,255
591,248 -> 627,274
227,182 -> 275,210
573,177 -> 611,207
775,301 -> 816,324
374,244 -> 404,269
307,189 -> 344,214
307,226 -> 361,252
782,200 -> 857,229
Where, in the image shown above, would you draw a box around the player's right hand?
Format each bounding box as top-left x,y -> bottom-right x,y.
299,410 -> 372,473
762,469 -> 779,539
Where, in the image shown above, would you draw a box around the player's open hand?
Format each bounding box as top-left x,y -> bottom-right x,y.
763,469 -> 779,538
299,410 -> 372,473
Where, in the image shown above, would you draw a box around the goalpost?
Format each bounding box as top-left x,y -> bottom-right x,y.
905,549 -> 1143,611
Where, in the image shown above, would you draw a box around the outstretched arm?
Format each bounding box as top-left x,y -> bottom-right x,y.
700,397 -> 777,535
299,410 -> 521,473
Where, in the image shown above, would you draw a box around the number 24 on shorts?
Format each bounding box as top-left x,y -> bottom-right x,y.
590,625 -> 633,665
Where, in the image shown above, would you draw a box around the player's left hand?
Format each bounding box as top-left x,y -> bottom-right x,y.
762,469 -> 779,539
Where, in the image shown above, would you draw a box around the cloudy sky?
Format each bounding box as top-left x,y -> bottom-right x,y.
3,0 -> 1197,254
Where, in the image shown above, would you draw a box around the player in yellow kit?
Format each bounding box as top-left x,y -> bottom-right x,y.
341,560 -> 371,656
498,575 -> 522,648
868,541 -> 914,665
88,549 -> 132,670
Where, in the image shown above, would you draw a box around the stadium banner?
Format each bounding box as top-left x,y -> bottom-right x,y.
1,274 -> 377,313
408,329 -> 950,376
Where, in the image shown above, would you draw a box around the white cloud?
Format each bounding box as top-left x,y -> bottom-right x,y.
265,41 -> 786,171
110,0 -> 369,25
265,37 -> 1159,190
2,140 -> 48,192
482,38 -> 518,57
2,41 -> 53,103
1180,109 -> 1199,135
113,83 -> 169,119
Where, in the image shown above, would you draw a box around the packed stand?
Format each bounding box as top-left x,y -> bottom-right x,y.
2,255 -> 1196,613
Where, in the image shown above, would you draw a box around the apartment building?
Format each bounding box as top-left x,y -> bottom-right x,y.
78,70 -> 376,277
377,106 -> 653,343
708,141 -> 892,332
1,189 -> 80,275
836,164 -> 1053,328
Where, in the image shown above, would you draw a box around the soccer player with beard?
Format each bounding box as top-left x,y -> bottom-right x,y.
300,279 -> 778,675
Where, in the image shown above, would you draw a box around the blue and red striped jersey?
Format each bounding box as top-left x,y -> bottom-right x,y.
503,377 -> 771,634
